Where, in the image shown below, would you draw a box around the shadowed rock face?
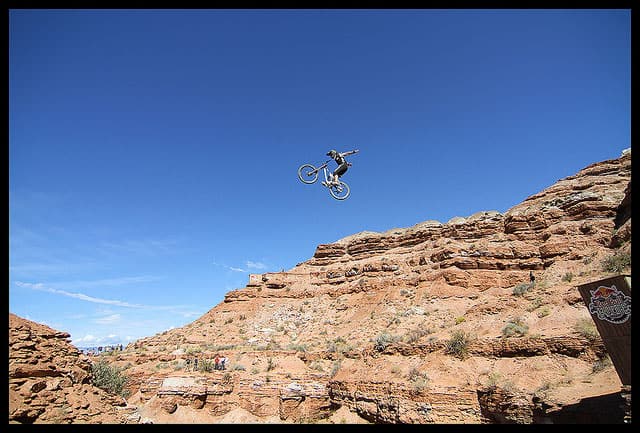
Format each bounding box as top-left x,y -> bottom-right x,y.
9,152 -> 631,424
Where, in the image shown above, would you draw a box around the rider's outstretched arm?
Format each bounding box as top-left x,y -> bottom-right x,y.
340,149 -> 359,157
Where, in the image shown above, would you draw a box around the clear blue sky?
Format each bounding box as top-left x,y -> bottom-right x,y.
9,9 -> 631,347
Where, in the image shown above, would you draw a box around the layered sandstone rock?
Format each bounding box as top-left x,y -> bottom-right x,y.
8,313 -> 130,424
9,152 -> 631,424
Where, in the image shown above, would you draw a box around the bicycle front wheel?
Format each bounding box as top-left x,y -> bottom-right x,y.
297,164 -> 319,184
329,181 -> 350,200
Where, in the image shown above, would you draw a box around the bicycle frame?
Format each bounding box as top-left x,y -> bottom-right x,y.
318,161 -> 332,183
297,160 -> 351,200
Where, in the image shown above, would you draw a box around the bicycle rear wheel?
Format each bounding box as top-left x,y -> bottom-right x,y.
329,181 -> 350,200
297,164 -> 318,184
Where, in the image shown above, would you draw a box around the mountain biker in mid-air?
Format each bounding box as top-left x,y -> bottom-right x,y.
322,149 -> 359,187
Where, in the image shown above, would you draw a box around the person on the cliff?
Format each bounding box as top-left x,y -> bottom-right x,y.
322,149 -> 359,187
529,271 -> 536,288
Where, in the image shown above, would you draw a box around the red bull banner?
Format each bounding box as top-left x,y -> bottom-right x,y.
578,275 -> 631,386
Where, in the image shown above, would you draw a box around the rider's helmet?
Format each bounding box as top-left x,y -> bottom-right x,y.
326,149 -> 337,158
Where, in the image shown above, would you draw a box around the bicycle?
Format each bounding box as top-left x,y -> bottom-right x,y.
297,160 -> 351,200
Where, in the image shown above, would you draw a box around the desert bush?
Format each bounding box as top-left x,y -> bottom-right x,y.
91,358 -> 129,398
404,326 -> 433,344
197,358 -> 215,372
406,367 -> 422,381
486,372 -> 501,388
602,249 -> 631,273
266,357 -> 276,372
287,343 -> 307,352
574,318 -> 599,341
445,330 -> 472,359
536,307 -> 551,318
526,297 -> 544,312
592,355 -> 612,373
512,282 -> 532,296
407,367 -> 429,394
154,362 -> 169,370
326,337 -> 352,353
373,332 -> 399,351
502,318 -> 529,337
310,361 -> 324,372
561,272 -> 573,282
412,376 -> 429,394
330,360 -> 341,378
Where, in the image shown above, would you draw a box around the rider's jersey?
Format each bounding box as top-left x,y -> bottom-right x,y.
333,154 -> 346,165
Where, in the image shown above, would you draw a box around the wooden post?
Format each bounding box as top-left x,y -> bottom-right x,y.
577,275 -> 631,386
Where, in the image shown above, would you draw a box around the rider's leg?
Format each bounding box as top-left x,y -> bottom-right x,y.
333,164 -> 347,185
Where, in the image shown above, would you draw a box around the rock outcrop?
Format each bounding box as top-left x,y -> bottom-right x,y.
9,151 -> 631,424
8,313 -> 131,424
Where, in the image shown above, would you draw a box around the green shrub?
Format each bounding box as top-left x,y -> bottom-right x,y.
512,283 -> 532,296
287,343 -> 307,352
266,357 -> 276,372
602,249 -> 631,273
526,297 -> 544,312
374,332 -> 399,351
574,318 -> 599,341
404,327 -> 433,344
536,307 -> 550,318
407,367 -> 429,394
197,358 -> 215,372
445,330 -> 472,359
502,318 -> 529,338
561,272 -> 573,282
91,358 -> 129,397
330,360 -> 341,378
486,372 -> 501,388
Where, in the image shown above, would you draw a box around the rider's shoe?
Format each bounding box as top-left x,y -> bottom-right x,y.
321,181 -> 328,187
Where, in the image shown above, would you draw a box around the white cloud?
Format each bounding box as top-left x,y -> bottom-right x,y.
15,281 -> 147,308
94,314 -> 121,325
212,259 -> 269,273
246,261 -> 267,270
72,333 -> 123,346
55,275 -> 163,290
73,334 -> 98,344
212,260 -> 246,273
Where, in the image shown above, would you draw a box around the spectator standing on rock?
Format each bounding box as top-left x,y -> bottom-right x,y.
214,355 -> 220,370
530,271 -> 536,288
220,356 -> 227,370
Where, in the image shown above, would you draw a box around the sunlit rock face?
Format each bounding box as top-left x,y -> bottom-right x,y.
9,152 -> 631,424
